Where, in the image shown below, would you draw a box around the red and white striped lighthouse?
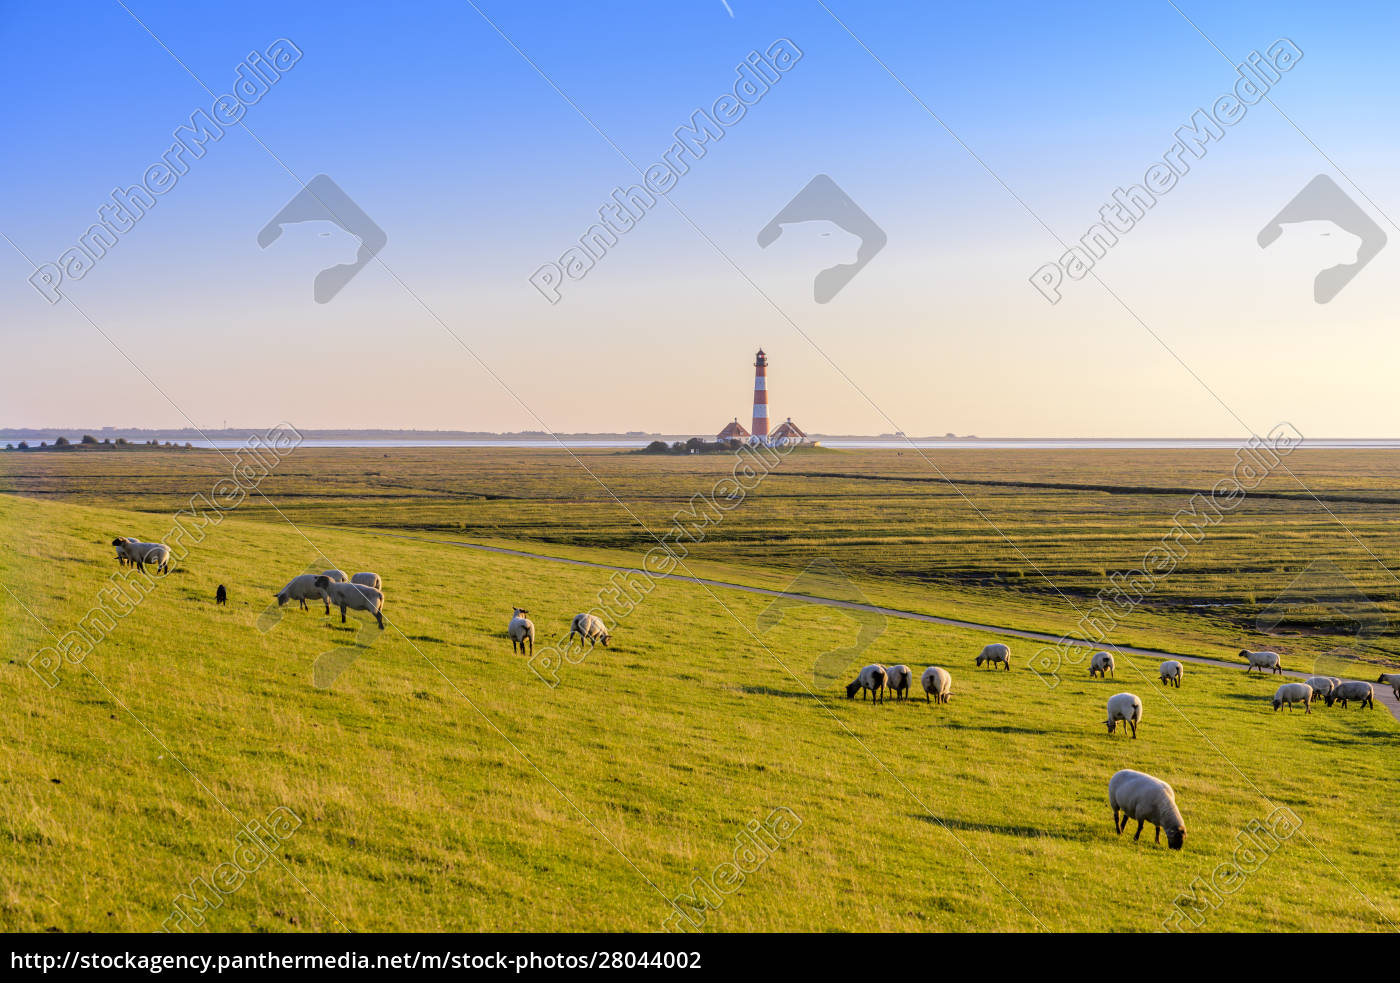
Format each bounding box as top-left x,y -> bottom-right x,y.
751,349 -> 769,442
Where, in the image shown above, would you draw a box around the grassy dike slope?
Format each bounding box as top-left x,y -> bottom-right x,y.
1,494 -> 1397,932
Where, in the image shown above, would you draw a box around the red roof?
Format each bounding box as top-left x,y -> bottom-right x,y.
717,419 -> 751,439
771,418 -> 806,439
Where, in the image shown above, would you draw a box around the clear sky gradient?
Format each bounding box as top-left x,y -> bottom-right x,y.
3,0 -> 1398,437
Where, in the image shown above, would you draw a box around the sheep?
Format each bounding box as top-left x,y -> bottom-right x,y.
315,576 -> 384,629
1089,651 -> 1115,678
1105,692 -> 1143,738
921,666 -> 951,704
1272,682 -> 1313,714
215,585 -> 227,606
1305,676 -> 1336,702
321,569 -> 349,583
1241,649 -> 1283,674
975,643 -> 1011,670
1325,681 -> 1374,710
885,664 -> 913,700
275,573 -> 331,614
845,664 -> 887,704
568,612 -> 611,649
508,607 -> 535,655
1159,660 -> 1183,688
350,572 -> 381,590
1109,769 -> 1185,850
112,537 -> 170,574
1377,672 -> 1400,699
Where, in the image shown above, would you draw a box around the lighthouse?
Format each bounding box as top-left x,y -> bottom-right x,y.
751,349 -> 769,443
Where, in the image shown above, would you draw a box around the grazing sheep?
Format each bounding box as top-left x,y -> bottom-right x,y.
1109,769 -> 1186,850
321,569 -> 349,583
315,576 -> 384,629
1089,651 -> 1115,678
1305,676 -> 1336,703
1105,692 -> 1143,738
568,612 -> 611,649
1241,650 -> 1283,674
846,664 -> 888,704
1378,673 -> 1400,699
1325,681 -> 1374,710
112,537 -> 170,574
508,608 -> 535,655
1159,660 -> 1183,688
885,664 -> 913,700
350,572 -> 381,590
215,585 -> 227,606
1272,682 -> 1313,714
921,666 -> 952,704
275,573 -> 331,614
975,643 -> 1011,670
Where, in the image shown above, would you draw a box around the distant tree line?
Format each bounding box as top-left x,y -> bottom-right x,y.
638,438 -> 747,455
2,436 -> 195,451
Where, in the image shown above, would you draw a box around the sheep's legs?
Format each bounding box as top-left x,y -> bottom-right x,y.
1154,826 -> 1161,844
1113,809 -> 1123,834
1133,819 -> 1144,841
1129,720 -> 1137,739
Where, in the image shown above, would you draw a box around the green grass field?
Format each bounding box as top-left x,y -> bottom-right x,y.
2,448 -> 1398,932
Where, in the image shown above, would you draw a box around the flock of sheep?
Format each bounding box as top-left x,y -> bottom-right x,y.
840,641 -> 1397,851
273,569 -> 386,629
507,608 -> 612,654
111,531 -> 1399,856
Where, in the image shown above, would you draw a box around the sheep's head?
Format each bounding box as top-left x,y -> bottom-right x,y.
1105,719 -> 1115,734
1166,826 -> 1185,850
111,537 -> 127,546
600,632 -> 610,647
1238,649 -> 1250,658
1272,698 -> 1282,711
275,592 -> 287,607
513,608 -> 528,618
1325,692 -> 1336,707
845,681 -> 860,699
313,576 -> 330,590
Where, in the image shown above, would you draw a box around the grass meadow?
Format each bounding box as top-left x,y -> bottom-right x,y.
1,447 -> 1398,932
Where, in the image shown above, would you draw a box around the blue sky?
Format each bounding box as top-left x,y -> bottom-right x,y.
3,1 -> 1398,436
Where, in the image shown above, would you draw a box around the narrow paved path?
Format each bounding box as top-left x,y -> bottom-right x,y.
371,532 -> 1400,722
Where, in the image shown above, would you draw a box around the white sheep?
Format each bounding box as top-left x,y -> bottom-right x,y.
1325,681 -> 1374,710
1105,692 -> 1143,738
1159,660 -> 1183,688
975,643 -> 1011,670
112,537 -> 170,574
1305,675 -> 1336,702
1377,673 -> 1400,699
1272,682 -> 1313,714
508,607 -> 535,655
315,576 -> 384,629
350,572 -> 381,590
275,573 -> 331,614
846,664 -> 887,704
1108,769 -> 1186,850
1089,651 -> 1115,678
921,666 -> 951,704
885,664 -> 913,700
321,569 -> 349,583
1241,649 -> 1283,674
568,612 -> 611,649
